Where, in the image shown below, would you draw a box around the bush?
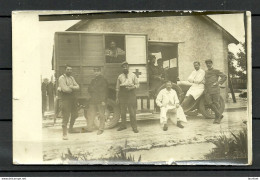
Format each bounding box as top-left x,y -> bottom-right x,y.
205,128 -> 248,160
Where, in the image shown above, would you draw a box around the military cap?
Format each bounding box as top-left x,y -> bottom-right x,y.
121,61 -> 129,67
205,59 -> 213,63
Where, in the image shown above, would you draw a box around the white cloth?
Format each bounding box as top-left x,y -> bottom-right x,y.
156,88 -> 187,125
186,69 -> 205,100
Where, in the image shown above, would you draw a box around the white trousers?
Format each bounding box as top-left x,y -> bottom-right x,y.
160,105 -> 187,126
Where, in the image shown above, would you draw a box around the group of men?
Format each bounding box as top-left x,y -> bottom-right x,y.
58,62 -> 139,140
57,58 -> 226,140
155,59 -> 227,132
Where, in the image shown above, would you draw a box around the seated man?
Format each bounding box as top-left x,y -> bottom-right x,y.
156,81 -> 187,130
181,61 -> 205,110
105,41 -> 126,63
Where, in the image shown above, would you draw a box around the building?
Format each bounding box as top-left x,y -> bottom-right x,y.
66,15 -> 239,100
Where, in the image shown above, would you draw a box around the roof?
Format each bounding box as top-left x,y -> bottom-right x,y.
66,15 -> 239,44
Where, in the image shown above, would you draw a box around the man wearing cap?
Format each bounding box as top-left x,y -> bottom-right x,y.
204,59 -> 227,124
87,67 -> 108,135
116,61 -> 139,133
58,65 -> 80,140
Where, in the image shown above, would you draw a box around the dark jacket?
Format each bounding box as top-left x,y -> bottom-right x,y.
205,68 -> 227,94
88,75 -> 108,104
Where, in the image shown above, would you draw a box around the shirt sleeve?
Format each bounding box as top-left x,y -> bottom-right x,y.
59,76 -> 72,93
173,90 -> 180,104
72,77 -> 80,90
156,90 -> 163,107
187,71 -> 195,83
133,74 -> 140,89
194,70 -> 205,84
217,70 -> 227,85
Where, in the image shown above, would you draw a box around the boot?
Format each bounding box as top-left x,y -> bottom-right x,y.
68,123 -> 78,133
177,121 -> 184,128
210,104 -> 221,118
62,126 -> 68,140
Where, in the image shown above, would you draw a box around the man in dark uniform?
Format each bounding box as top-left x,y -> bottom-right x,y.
204,59 -> 227,124
58,65 -> 79,140
47,79 -> 55,111
116,61 -> 139,133
87,67 -> 108,135
149,57 -> 166,97
41,78 -> 49,119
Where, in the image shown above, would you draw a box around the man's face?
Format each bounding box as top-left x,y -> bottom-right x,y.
94,68 -> 102,77
166,82 -> 172,91
150,58 -> 156,65
158,61 -> 163,67
122,64 -> 129,74
43,79 -> 49,84
206,62 -> 213,69
194,63 -> 200,71
65,67 -> 72,76
110,42 -> 116,49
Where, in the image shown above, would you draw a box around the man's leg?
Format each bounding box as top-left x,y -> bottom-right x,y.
68,98 -> 78,133
160,107 -> 168,131
97,104 -> 106,135
118,103 -> 127,131
205,93 -> 222,123
86,104 -> 97,131
181,95 -> 194,111
128,103 -> 138,133
61,99 -> 70,140
212,94 -> 223,124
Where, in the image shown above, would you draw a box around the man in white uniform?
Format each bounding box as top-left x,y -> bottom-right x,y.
181,61 -> 205,110
156,81 -> 187,130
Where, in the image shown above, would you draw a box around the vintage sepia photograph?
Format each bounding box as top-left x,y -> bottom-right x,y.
13,11 -> 252,165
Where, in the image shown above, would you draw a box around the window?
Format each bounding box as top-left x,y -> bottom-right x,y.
105,35 -> 125,63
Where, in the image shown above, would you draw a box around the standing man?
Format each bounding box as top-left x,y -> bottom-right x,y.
87,67 -> 108,135
181,61 -> 205,110
41,78 -> 49,119
116,61 -> 139,133
204,59 -> 227,124
156,81 -> 187,130
58,65 -> 80,140
47,78 -> 55,111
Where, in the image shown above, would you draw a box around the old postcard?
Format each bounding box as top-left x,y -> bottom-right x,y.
12,11 -> 252,165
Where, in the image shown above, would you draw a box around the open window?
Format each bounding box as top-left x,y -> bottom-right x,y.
148,41 -> 179,83
105,35 -> 126,63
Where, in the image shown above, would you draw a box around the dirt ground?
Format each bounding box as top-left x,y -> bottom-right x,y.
42,109 -> 248,163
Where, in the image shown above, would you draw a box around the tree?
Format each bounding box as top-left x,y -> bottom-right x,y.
236,42 -> 247,81
228,42 -> 247,80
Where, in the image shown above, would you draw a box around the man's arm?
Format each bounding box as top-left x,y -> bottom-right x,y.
187,71 -> 195,83
156,91 -> 163,107
194,70 -> 205,84
71,77 -> 79,90
217,70 -> 227,85
115,77 -> 120,103
59,76 -> 72,93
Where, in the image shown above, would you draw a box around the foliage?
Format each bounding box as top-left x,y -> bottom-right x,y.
61,140 -> 141,163
228,42 -> 247,80
205,128 -> 248,160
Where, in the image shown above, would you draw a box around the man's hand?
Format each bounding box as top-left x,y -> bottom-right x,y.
212,82 -> 219,87
126,86 -> 135,90
101,102 -> 106,106
176,103 -> 180,108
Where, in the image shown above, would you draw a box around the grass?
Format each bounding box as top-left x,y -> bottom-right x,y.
205,128 -> 248,160
61,139 -> 141,163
